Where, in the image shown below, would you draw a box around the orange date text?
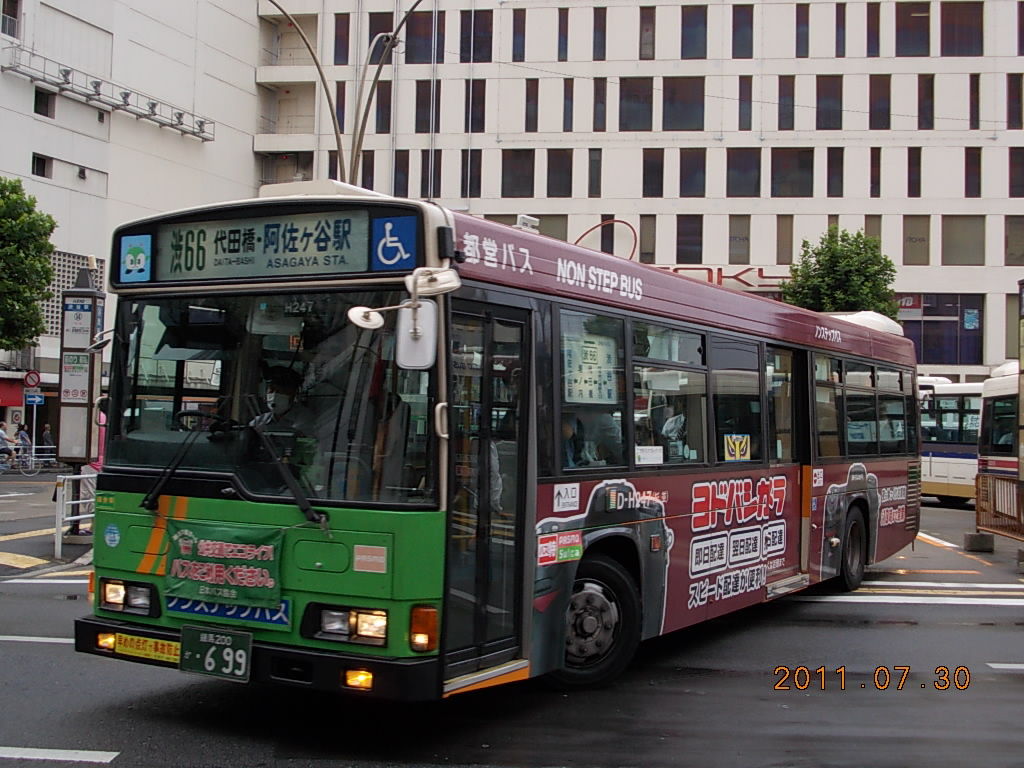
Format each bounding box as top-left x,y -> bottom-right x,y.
773,666 -> 971,691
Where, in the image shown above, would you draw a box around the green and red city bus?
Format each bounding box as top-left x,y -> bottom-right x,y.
75,181 -> 920,699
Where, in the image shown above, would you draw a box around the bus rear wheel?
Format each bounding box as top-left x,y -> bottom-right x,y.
838,509 -> 867,591
547,553 -> 641,688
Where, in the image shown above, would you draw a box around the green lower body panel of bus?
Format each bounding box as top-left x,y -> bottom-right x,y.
74,616 -> 440,701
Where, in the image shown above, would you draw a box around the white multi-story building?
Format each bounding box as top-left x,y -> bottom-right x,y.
1,0 -> 1021,435
0,0 -> 259,428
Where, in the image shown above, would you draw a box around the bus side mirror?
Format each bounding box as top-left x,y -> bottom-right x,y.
396,299 -> 437,370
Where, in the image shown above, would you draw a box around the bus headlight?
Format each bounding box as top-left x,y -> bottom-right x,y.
315,607 -> 387,646
99,578 -> 157,616
353,610 -> 387,643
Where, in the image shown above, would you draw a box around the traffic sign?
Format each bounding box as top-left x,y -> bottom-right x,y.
25,393 -> 44,406
23,370 -> 40,388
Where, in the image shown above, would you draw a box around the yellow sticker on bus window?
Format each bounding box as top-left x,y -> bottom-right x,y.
115,633 -> 180,664
724,434 -> 751,461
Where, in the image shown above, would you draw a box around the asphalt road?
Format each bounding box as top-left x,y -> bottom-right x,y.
2,499 -> 1024,767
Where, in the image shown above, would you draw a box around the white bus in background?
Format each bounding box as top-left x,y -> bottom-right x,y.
978,363 -> 1019,482
918,377 -> 982,506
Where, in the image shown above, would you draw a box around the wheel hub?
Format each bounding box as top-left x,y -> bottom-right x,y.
565,580 -> 620,666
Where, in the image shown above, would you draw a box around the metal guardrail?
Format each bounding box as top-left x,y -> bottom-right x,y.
54,473 -> 96,559
975,474 -> 1024,541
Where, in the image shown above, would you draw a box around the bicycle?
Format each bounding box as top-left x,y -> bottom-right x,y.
0,447 -> 41,477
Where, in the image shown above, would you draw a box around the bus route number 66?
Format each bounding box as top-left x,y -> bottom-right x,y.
179,626 -> 252,683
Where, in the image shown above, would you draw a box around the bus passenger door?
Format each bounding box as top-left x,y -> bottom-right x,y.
444,304 -> 528,680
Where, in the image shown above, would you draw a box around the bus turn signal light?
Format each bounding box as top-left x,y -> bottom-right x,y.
410,605 -> 438,652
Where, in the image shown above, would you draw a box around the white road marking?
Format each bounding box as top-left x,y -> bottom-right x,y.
987,663 -> 1024,671
4,579 -> 87,585
793,594 -> 1024,606
0,746 -> 118,763
863,580 -> 1024,590
0,635 -> 73,644
0,492 -> 32,499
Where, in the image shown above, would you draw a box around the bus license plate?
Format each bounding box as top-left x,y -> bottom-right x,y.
179,626 -> 252,683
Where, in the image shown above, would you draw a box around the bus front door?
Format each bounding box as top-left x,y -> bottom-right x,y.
444,304 -> 528,682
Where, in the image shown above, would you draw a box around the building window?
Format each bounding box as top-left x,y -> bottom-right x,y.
865,214 -> 881,242
663,77 -> 704,131
593,78 -> 607,132
643,148 -> 664,198
460,149 -> 481,198
1020,1 -> 1024,55
406,11 -> 444,64
903,215 -> 930,265
548,149 -> 573,198
1010,148 -> 1024,197
827,147 -> 844,197
333,13 -> 349,65
729,215 -> 751,265
941,2 -> 983,56
415,81 -> 439,134
1005,215 -> 1024,265
680,148 -> 707,198
589,149 -> 602,198
896,2 -> 930,56
898,293 -> 984,365
835,3 -> 846,57
778,75 -> 795,130
31,153 -> 51,178
870,75 -> 891,130
733,5 -> 753,59
681,5 -> 707,59
593,7 -> 606,61
460,9 -> 492,63
1008,293 -> 1020,359
619,78 -> 653,131
375,81 -> 391,134
640,7 -> 656,60
563,79 -> 574,132
942,216 -> 985,265
368,13 -> 393,65
558,8 -> 569,61
965,147 -> 981,198
738,75 -> 752,131
512,9 -> 526,62
33,88 -> 54,118
1008,74 -> 1023,130
771,148 -> 814,197
601,214 -> 615,254
918,74 -> 934,130
420,149 -> 441,198
639,215 -> 657,264
908,147 -> 921,198
796,4 -> 809,58
777,215 -> 794,264
335,82 -> 345,130
970,74 -> 980,130
464,79 -> 485,133
817,75 -> 843,130
676,215 -> 703,264
394,149 -> 409,197
870,147 -> 881,197
727,148 -> 761,197
867,3 -> 880,56
525,79 -> 538,133
361,150 -> 375,190
503,149 -> 534,197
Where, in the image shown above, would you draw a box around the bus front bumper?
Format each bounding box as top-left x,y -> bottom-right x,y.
74,616 -> 440,701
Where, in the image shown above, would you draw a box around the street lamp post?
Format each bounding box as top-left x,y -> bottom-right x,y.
262,0 -> 346,183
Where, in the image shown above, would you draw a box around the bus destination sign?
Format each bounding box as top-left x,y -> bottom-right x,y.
141,210 -> 371,283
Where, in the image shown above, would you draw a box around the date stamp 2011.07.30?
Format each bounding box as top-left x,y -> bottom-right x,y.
773,666 -> 971,691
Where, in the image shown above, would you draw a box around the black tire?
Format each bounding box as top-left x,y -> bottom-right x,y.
936,495 -> 971,509
838,509 -> 867,592
545,553 -> 641,688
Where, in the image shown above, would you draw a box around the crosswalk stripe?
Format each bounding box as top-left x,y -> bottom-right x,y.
0,746 -> 118,763
0,552 -> 48,569
0,635 -> 74,644
987,663 -> 1024,671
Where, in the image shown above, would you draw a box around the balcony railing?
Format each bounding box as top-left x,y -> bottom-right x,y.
1,45 -> 215,141
259,45 -> 314,66
259,113 -> 315,134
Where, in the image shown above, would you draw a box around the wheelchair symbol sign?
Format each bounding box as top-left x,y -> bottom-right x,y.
372,217 -> 417,271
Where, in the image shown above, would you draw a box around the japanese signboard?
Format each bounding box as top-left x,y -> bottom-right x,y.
166,520 -> 283,608
60,353 -> 91,403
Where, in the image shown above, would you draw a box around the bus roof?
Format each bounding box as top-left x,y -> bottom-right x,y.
982,369 -> 1018,398
450,212 -> 916,367
918,381 -> 983,396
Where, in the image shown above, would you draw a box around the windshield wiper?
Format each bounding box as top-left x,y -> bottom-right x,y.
244,395 -> 329,534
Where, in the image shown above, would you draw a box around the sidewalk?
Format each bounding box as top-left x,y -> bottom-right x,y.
0,473 -> 93,576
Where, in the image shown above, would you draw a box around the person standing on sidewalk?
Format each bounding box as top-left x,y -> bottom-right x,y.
0,422 -> 15,466
40,423 -> 56,466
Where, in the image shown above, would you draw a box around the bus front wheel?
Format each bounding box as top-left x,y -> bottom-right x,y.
547,553 -> 641,688
838,509 -> 867,591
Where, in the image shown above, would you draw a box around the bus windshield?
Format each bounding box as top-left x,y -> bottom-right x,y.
105,289 -> 435,506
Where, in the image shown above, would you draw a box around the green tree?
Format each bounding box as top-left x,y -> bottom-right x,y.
0,177 -> 56,351
781,227 -> 898,320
